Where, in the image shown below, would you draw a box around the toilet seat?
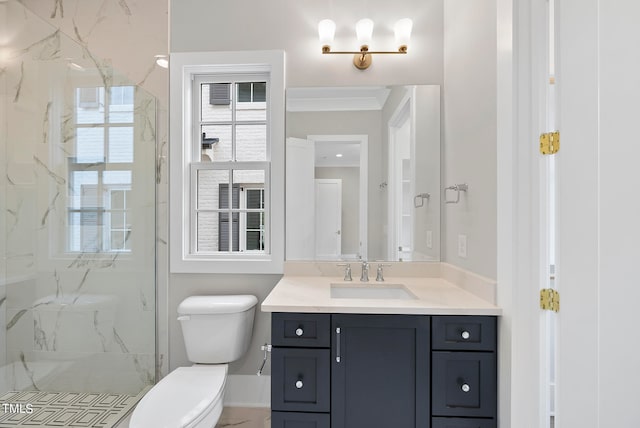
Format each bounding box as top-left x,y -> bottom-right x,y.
130,364 -> 227,428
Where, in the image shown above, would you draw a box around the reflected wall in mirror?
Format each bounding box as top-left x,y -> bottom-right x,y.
286,85 -> 440,262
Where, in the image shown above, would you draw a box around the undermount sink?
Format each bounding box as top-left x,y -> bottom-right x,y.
330,283 -> 417,300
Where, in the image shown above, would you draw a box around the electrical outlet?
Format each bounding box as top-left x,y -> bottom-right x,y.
458,234 -> 467,258
426,230 -> 433,248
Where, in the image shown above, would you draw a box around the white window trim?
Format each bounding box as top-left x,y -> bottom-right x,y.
170,50 -> 285,274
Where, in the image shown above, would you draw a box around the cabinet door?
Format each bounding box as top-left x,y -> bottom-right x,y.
432,316 -> 496,351
272,313 -> 331,348
432,351 -> 497,418
331,314 -> 430,428
432,417 -> 496,428
271,348 -> 331,412
272,412 -> 330,428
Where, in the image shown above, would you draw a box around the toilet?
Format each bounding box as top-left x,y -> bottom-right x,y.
130,295 -> 258,428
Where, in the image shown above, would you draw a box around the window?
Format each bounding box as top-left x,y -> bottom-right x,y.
193,76 -> 268,254
238,82 -> 266,103
68,85 -> 134,253
170,51 -> 285,273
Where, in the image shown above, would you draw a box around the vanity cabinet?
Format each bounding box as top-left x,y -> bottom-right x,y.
271,313 -> 497,428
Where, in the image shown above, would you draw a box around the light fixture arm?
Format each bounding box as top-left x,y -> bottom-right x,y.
322,46 -> 408,70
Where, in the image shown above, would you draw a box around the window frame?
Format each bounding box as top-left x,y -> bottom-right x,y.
170,50 -> 285,273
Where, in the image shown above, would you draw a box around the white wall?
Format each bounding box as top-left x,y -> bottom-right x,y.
443,0 -> 497,279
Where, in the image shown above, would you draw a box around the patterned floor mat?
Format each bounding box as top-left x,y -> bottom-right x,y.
0,388 -> 148,427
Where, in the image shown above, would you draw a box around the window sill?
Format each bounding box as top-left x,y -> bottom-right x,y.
171,253 -> 283,274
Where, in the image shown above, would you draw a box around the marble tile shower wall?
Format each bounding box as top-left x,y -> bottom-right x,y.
0,0 -> 161,395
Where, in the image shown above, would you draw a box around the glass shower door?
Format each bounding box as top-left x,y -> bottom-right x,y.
1,2 -> 156,425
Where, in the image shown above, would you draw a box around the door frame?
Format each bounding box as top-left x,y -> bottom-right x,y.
496,0 -> 551,426
307,134 -> 368,260
387,87 -> 415,261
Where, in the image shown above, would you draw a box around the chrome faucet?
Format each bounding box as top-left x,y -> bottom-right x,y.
337,263 -> 352,281
360,261 -> 369,282
376,263 -> 392,282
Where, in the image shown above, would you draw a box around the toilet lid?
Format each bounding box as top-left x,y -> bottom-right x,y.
130,365 -> 227,428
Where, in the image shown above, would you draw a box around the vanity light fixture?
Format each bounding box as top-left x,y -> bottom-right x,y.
318,18 -> 413,70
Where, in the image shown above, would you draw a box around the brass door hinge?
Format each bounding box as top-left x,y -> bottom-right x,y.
540,288 -> 560,312
540,131 -> 560,155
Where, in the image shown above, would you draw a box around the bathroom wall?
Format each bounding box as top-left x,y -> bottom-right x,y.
0,0 -> 163,394
18,0 -> 168,101
442,0 -> 497,279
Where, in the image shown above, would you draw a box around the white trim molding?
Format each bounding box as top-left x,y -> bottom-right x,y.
286,86 -> 391,112
169,50 -> 286,274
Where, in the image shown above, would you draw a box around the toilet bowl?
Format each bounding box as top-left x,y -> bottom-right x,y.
130,295 -> 258,428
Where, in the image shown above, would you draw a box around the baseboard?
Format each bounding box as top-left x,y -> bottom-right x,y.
223,374 -> 271,407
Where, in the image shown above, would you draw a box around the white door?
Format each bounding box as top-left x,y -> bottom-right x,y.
555,1 -> 640,427
285,137 -> 315,259
315,179 -> 342,259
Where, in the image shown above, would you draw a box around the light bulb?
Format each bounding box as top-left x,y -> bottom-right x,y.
394,18 -> 413,50
318,19 -> 336,49
356,18 -> 374,48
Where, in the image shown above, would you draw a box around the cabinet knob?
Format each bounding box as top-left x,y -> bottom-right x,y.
295,328 -> 304,337
461,383 -> 470,393
461,330 -> 470,340
295,380 -> 304,389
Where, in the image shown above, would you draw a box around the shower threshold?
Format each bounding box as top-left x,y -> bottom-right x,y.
0,388 -> 149,427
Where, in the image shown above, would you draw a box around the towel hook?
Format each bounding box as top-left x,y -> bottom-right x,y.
445,184 -> 468,204
414,193 -> 431,208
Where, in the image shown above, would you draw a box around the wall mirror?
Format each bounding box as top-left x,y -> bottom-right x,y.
285,85 -> 440,262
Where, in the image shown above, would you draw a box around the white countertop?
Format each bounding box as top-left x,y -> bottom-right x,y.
261,275 -> 502,316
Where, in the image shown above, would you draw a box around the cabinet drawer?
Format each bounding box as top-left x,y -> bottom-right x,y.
271,412 -> 330,428
432,316 -> 496,351
432,352 -> 497,418
271,348 -> 330,412
272,313 -> 330,348
432,417 -> 496,428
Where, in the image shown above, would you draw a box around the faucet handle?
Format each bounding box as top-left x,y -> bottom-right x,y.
376,263 -> 392,282
359,261 -> 369,282
337,263 -> 352,281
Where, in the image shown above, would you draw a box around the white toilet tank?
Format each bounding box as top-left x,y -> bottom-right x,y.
178,295 -> 258,363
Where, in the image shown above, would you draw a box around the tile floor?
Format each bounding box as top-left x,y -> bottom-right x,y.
0,390 -> 148,428
114,407 -> 271,428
